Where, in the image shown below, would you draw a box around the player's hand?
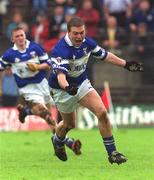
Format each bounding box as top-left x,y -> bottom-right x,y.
27,63 -> 39,72
124,61 -> 143,72
65,85 -> 78,95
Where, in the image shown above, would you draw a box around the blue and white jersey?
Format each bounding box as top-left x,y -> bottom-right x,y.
48,33 -> 108,89
0,40 -> 49,88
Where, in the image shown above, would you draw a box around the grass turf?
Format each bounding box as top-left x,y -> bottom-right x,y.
0,128 -> 154,180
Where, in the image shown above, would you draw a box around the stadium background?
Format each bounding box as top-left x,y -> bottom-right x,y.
0,1 -> 154,179
0,0 -> 154,129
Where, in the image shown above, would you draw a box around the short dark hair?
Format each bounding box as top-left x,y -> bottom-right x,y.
67,17 -> 85,31
11,27 -> 24,36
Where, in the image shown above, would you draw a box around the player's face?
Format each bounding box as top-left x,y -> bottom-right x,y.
68,25 -> 85,47
11,29 -> 26,47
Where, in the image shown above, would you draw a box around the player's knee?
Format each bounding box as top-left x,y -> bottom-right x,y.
95,107 -> 108,121
39,107 -> 50,119
39,108 -> 56,126
32,104 -> 49,116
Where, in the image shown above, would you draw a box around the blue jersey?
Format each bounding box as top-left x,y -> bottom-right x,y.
48,33 -> 108,89
0,40 -> 49,88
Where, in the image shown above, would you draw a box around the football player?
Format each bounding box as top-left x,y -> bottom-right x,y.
47,17 -> 142,163
0,27 -> 81,156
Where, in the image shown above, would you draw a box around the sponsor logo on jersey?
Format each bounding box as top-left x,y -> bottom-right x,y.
56,57 -> 62,63
71,64 -> 87,71
73,55 -> 76,60
83,47 -> 88,56
21,54 -> 28,57
15,57 -> 20,63
30,51 -> 36,57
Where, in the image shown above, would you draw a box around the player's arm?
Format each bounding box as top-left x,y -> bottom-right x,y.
90,39 -> 143,72
27,62 -> 50,72
0,56 -> 11,71
104,52 -> 143,72
27,44 -> 51,71
57,71 -> 69,89
57,71 -> 78,96
105,52 -> 126,67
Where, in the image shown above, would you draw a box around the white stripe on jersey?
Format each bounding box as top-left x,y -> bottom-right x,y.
53,65 -> 69,72
0,62 -> 4,70
92,45 -> 101,53
0,57 -> 9,66
51,57 -> 69,66
92,46 -> 107,59
39,53 -> 49,61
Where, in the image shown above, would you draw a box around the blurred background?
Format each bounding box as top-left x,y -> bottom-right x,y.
0,0 -> 154,130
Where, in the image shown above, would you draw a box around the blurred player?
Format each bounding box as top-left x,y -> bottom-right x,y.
47,17 -> 143,164
0,27 -> 81,155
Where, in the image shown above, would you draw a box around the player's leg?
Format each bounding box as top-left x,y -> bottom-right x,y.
45,103 -> 82,155
51,88 -> 83,160
17,98 -> 55,127
65,136 -> 82,155
56,112 -> 81,155
17,93 -> 81,157
55,118 -> 81,156
17,102 -> 55,129
79,89 -> 127,165
31,102 -> 76,158
51,111 -> 76,161
17,96 -> 33,123
31,102 -> 56,127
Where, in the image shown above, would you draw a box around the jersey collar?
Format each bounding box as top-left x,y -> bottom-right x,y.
64,33 -> 73,46
12,40 -> 30,51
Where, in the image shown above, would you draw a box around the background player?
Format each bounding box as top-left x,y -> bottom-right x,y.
0,27 -> 81,156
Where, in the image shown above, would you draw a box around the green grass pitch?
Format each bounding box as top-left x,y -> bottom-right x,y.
0,128 -> 154,180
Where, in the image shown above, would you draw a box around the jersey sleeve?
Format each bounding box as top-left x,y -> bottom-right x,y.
0,57 -> 5,70
86,37 -> 108,60
49,43 -> 70,74
0,52 -> 12,70
34,43 -> 49,63
50,57 -> 69,74
91,45 -> 108,60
